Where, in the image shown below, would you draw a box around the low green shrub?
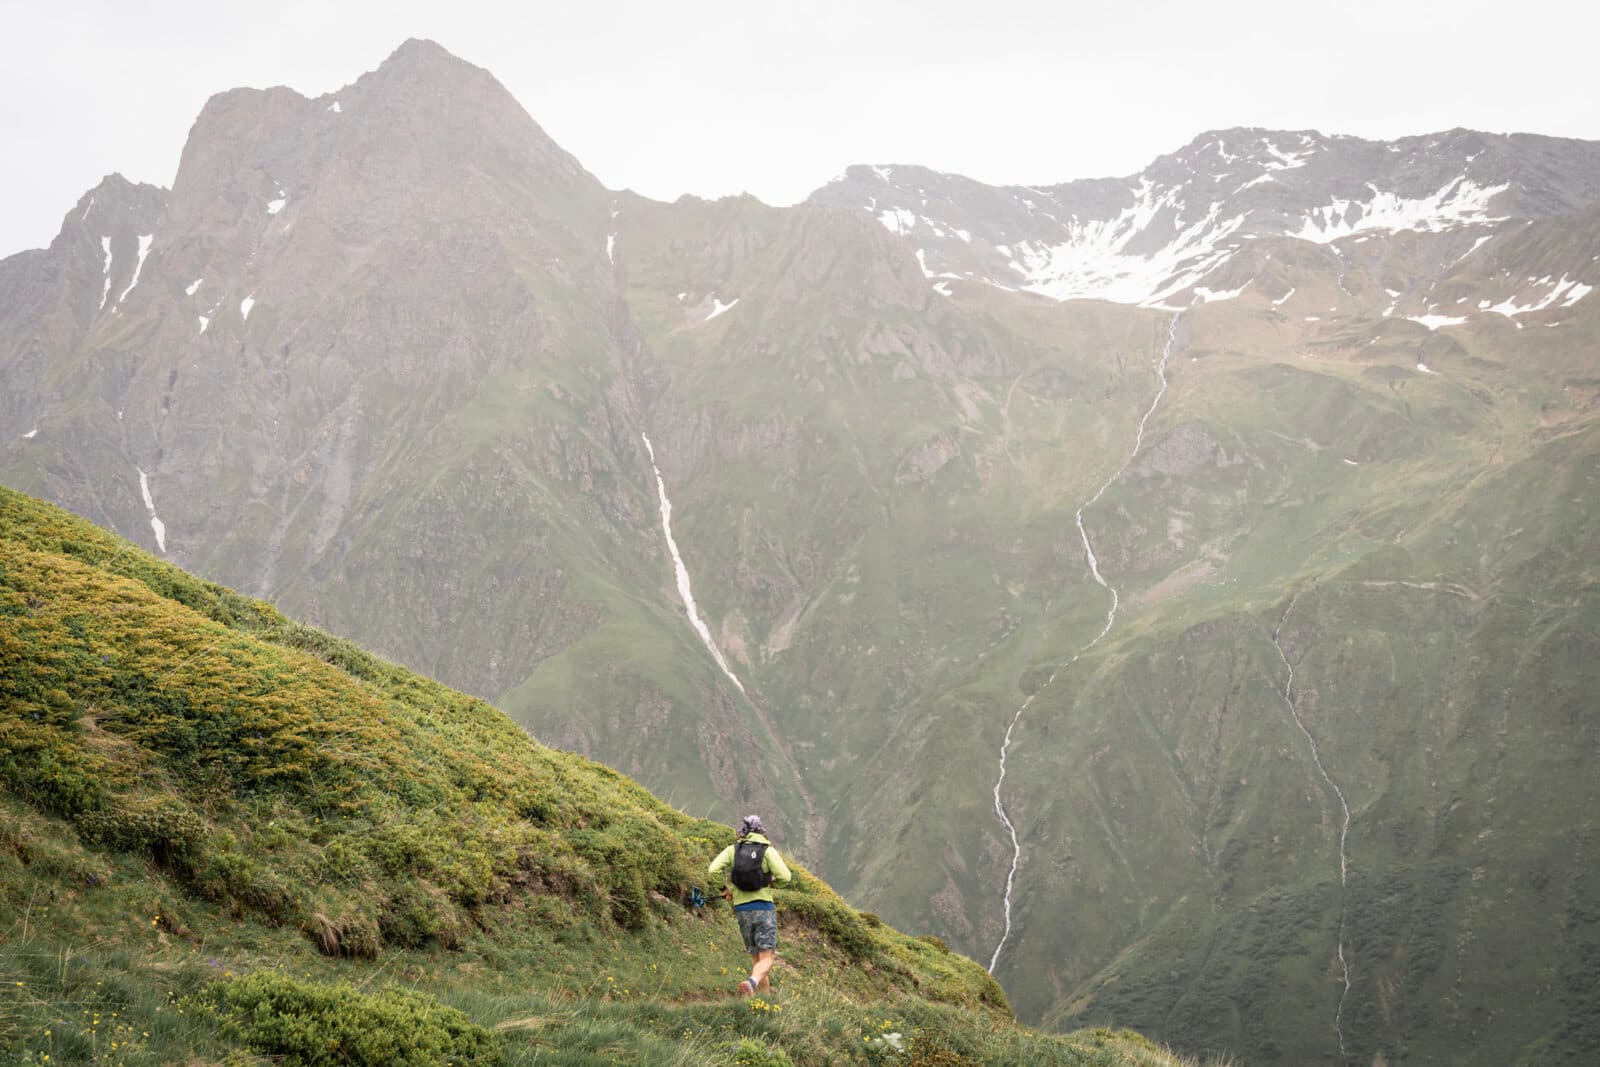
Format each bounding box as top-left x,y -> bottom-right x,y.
725,1035 -> 795,1066
188,836 -> 301,921
74,793 -> 206,864
781,892 -> 878,961
380,881 -> 464,949
305,908 -> 383,959
198,970 -> 504,1065
566,813 -> 693,928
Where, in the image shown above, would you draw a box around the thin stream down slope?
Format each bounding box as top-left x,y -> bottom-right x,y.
1272,593 -> 1352,1060
988,313 -> 1183,974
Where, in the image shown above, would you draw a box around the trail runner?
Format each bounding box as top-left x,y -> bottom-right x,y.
708,814 -> 792,996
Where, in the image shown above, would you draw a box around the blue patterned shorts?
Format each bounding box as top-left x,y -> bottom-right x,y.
736,908 -> 778,955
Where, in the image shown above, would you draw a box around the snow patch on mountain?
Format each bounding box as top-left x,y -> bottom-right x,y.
1273,287 -> 1296,305
1002,182 -> 1245,307
705,297 -> 738,321
1486,275 -> 1590,317
98,237 -> 113,310
913,250 -> 963,282
876,207 -> 917,236
22,428 -> 37,440
1294,178 -> 1509,243
1453,234 -> 1495,266
186,278 -> 203,296
1262,140 -> 1312,171
117,235 -> 153,304
1194,280 -> 1250,303
328,100 -> 342,113
267,195 -> 286,215
198,315 -> 210,333
1407,314 -> 1467,330
240,295 -> 256,321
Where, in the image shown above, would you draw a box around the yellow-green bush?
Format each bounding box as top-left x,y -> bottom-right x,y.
73,793 -> 206,862
780,892 -> 878,962
726,1035 -> 795,1066
198,970 -> 503,1065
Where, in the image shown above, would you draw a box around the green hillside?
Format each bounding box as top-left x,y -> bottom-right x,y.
0,486 -> 1198,1065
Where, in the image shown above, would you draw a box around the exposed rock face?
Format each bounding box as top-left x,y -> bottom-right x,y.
0,174 -> 168,431
4,39 -> 1600,1067
1127,421 -> 1237,480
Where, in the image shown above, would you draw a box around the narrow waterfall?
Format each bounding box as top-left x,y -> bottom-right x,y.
641,433 -> 746,694
1273,594 -> 1351,1059
988,313 -> 1181,973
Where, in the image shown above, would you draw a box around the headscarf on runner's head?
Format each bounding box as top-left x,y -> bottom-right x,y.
738,814 -> 765,839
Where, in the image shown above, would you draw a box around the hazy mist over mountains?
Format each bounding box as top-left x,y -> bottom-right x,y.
4,38 -> 1598,1064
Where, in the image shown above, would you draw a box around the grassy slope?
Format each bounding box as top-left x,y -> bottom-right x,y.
0,485 -> 1198,1066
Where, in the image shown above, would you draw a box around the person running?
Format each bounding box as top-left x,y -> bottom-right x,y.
708,814 -> 793,996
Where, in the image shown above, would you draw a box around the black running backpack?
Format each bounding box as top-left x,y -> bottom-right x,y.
730,839 -> 772,891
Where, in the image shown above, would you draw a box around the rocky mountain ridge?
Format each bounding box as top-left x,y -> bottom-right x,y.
809,126 -> 1600,318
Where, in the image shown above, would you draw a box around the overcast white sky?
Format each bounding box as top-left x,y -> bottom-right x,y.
4,0 -> 1599,256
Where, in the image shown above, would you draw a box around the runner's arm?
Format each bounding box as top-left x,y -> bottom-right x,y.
708,845 -> 735,882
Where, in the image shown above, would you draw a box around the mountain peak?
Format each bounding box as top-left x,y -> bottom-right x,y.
346,36 -> 579,171
373,37 -> 485,82
73,172 -> 169,207
358,36 -> 517,107
392,36 -> 455,59
53,173 -> 168,251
